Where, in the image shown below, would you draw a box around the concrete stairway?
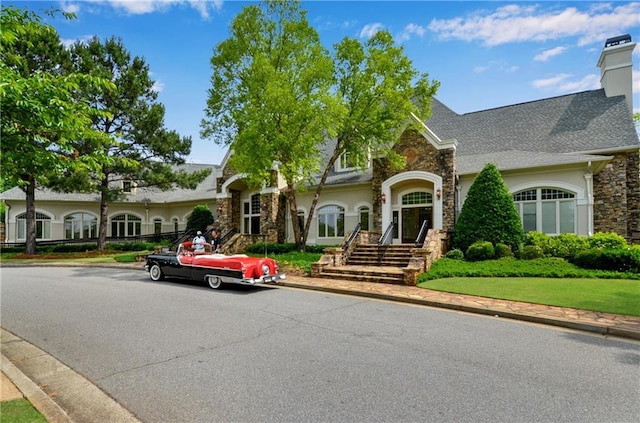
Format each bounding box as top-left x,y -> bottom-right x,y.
346,244 -> 413,267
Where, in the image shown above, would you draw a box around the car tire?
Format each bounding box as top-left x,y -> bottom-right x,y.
207,276 -> 222,289
149,264 -> 164,281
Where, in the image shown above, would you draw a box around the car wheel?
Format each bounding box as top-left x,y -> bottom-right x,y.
207,276 -> 222,289
149,264 -> 164,281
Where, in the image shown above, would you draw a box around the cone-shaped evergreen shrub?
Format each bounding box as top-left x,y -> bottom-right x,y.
453,163 -> 524,254
186,205 -> 215,232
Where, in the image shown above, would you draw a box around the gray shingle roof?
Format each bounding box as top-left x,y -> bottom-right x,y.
0,163 -> 219,203
427,89 -> 639,158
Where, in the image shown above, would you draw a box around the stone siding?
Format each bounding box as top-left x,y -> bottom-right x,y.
593,152 -> 639,240
372,129 -> 456,233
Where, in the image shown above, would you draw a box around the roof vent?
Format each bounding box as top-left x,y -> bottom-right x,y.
604,34 -> 631,48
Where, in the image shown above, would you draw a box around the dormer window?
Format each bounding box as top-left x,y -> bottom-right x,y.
335,151 -> 370,172
122,181 -> 134,194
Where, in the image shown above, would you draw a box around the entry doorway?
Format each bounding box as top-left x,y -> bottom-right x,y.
401,207 -> 431,243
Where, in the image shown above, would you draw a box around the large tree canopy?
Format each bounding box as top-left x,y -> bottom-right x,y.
0,6 -> 113,254
202,0 -> 438,249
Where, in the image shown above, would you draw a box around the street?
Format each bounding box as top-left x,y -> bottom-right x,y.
1,266 -> 639,422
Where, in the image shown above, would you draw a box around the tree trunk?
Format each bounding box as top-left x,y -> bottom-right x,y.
285,186 -> 303,251
24,175 -> 37,255
301,148 -> 342,247
97,180 -> 109,251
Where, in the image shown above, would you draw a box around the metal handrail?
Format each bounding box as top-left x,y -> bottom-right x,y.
378,222 -> 394,246
414,220 -> 429,247
342,223 -> 361,251
220,228 -> 238,244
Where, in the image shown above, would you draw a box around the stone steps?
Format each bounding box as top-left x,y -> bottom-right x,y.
318,265 -> 405,285
346,244 -> 413,268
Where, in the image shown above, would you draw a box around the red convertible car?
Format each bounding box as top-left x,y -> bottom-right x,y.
145,241 -> 286,289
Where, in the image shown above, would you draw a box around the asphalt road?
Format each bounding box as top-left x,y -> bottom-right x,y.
1,266 -> 639,423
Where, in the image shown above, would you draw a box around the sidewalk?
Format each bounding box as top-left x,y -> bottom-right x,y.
2,262 -> 639,423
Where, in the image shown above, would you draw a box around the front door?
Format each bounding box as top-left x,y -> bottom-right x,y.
401,207 -> 431,243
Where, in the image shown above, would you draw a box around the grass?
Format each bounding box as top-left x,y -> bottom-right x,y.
248,251 -> 323,275
418,277 -> 640,316
0,399 -> 47,423
0,251 -> 147,264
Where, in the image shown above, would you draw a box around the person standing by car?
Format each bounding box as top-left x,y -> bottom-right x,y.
211,230 -> 222,253
193,231 -> 207,253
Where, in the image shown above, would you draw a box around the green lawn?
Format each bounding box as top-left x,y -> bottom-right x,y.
418,277 -> 640,316
0,399 -> 47,423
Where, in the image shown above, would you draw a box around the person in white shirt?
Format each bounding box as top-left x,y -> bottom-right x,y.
193,231 -> 207,253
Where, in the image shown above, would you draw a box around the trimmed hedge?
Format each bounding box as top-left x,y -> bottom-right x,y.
245,243 -> 332,255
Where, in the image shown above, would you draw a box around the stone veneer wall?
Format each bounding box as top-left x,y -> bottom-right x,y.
372,129 -> 456,234
593,152 -> 639,240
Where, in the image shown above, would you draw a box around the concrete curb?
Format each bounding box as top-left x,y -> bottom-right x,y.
1,328 -> 142,423
1,354 -> 72,423
280,281 -> 640,341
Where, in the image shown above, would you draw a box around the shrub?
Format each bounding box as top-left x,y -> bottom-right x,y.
553,233 -> 589,259
453,163 -> 524,255
495,243 -> 514,258
465,241 -> 495,261
520,245 -> 543,260
588,232 -> 628,250
445,248 -> 464,260
246,243 -> 297,255
51,244 -> 97,253
572,247 -> 640,273
186,205 -> 215,232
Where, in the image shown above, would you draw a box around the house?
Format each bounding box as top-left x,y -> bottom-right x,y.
2,35 -> 638,248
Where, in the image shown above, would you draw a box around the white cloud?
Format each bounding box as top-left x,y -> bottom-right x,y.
61,35 -> 95,48
428,2 -> 640,47
152,80 -> 165,93
534,46 -> 567,62
532,73 -> 571,89
633,70 -> 640,94
359,23 -> 384,39
398,23 -> 426,42
532,73 -> 600,93
63,0 -> 223,19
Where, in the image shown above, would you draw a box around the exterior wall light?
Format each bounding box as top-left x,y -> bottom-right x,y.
436,188 -> 442,200
381,193 -> 386,204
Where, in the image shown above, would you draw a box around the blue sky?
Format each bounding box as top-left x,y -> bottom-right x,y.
7,1 -> 640,165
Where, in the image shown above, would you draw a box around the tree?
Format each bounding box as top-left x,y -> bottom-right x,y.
453,163 -> 524,254
202,0 -> 438,249
201,0 -> 334,250
186,205 -> 215,233
301,31 -> 439,246
62,36 -> 211,250
0,6 -> 113,254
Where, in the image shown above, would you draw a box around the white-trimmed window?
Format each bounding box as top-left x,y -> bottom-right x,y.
402,191 -> 432,206
243,193 -> 261,234
17,212 -> 51,240
65,213 -> 97,239
513,188 -> 576,234
110,213 -> 141,237
122,181 -> 135,194
358,206 -> 370,231
318,205 -> 344,238
154,218 -> 162,235
335,150 -> 370,172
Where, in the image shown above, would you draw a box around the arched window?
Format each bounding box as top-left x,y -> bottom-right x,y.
173,218 -> 179,233
402,191 -> 432,205
358,206 -> 370,231
16,212 -> 51,240
110,213 -> 141,238
318,205 -> 345,238
513,188 -> 576,234
64,213 -> 97,239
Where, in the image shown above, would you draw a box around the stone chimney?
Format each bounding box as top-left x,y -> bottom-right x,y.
597,34 -> 636,112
